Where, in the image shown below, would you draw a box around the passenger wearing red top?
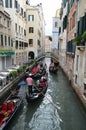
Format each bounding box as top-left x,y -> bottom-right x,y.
39,79 -> 46,89
39,81 -> 46,87
32,67 -> 38,74
26,74 -> 33,95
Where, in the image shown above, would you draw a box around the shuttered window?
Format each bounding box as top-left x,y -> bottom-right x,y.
77,14 -> 86,36
5,0 -> 12,8
67,40 -> 75,54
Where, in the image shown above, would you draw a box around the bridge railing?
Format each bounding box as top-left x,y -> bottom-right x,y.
35,53 -> 45,61
35,51 -> 59,62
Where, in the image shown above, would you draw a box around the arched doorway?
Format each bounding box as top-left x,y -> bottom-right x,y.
28,51 -> 34,59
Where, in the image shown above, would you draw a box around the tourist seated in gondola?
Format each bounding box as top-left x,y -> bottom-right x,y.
37,63 -> 41,70
39,78 -> 46,89
39,63 -> 46,73
32,66 -> 38,74
44,63 -> 47,70
41,74 -> 47,81
49,62 -> 55,70
38,75 -> 47,91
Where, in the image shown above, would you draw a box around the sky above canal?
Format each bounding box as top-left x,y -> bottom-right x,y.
29,0 -> 62,35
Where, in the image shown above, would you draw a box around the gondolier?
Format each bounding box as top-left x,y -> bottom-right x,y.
26,73 -> 33,95
26,68 -> 48,103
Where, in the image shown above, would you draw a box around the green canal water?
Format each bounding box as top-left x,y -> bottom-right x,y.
5,58 -> 86,130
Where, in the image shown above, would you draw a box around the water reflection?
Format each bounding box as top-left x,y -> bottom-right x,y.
28,93 -> 62,130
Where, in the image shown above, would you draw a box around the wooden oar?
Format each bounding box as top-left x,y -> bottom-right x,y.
33,83 -> 59,109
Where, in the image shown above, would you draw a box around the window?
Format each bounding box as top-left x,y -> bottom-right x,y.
21,27 -> 23,35
24,29 -> 26,36
24,12 -> 26,18
15,0 -> 17,8
8,37 -> 10,46
28,15 -> 34,21
19,25 -> 20,33
5,0 -> 12,8
21,8 -> 23,16
1,35 -> 3,46
7,20 -> 10,28
29,39 -> 33,46
5,36 -> 7,46
15,40 -> 18,49
15,23 -> 17,31
11,39 -> 13,47
29,27 -> 34,33
5,0 -> 8,7
76,55 -> 79,71
10,0 -> 12,8
4,19 -> 6,27
55,22 -> 57,27
67,40 -> 75,54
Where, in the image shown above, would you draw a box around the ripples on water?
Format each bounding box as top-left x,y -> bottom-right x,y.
28,93 -> 62,130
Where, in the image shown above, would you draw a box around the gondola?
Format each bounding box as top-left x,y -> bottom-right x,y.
31,69 -> 46,80
49,59 -> 59,73
49,66 -> 58,73
26,76 -> 48,103
0,91 -> 23,130
25,68 -> 47,80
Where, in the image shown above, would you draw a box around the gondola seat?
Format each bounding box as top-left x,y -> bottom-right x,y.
0,113 -> 8,126
0,102 -> 7,114
7,101 -> 14,114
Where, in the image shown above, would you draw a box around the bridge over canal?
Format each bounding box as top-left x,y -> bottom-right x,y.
35,52 -> 59,63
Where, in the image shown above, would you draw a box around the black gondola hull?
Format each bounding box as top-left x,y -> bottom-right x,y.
0,94 -> 23,130
26,84 -> 48,103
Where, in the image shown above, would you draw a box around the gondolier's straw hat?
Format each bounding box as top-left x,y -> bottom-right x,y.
29,73 -> 32,76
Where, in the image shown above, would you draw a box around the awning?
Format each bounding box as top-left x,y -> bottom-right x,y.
0,52 -> 15,57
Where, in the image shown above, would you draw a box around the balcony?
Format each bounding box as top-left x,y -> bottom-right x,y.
77,46 -> 85,51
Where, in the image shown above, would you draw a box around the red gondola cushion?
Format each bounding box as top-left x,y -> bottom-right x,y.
7,101 -> 14,113
0,103 -> 7,114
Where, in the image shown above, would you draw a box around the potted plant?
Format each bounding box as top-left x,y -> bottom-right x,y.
73,34 -> 86,51
73,35 -> 82,46
9,71 -> 17,80
17,67 -> 23,74
81,31 -> 86,45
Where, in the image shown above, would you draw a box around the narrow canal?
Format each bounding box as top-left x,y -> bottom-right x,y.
5,58 -> 86,130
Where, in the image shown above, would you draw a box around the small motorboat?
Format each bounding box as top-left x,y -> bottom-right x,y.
0,91 -> 23,130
